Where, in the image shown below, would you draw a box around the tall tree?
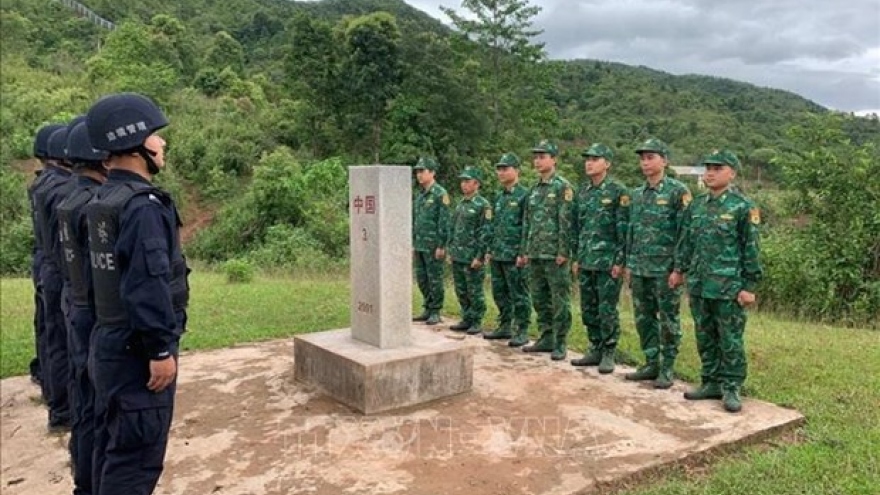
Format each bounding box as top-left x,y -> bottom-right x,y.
385,30 -> 489,177
338,12 -> 403,162
440,0 -> 551,147
284,13 -> 342,156
204,31 -> 246,75
86,18 -> 186,101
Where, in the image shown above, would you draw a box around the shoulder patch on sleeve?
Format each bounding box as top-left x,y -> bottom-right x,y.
749,207 -> 761,225
681,192 -> 693,207
564,187 -> 573,202
485,207 -> 493,220
620,194 -> 631,207
442,194 -> 450,206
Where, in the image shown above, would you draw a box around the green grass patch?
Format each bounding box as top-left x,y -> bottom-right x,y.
1,272 -> 878,494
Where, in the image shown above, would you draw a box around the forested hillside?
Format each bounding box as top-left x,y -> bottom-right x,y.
1,0 -> 877,324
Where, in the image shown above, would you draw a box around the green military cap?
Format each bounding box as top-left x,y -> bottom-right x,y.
414,156 -> 438,171
495,152 -> 520,168
531,139 -> 559,156
702,149 -> 741,172
635,138 -> 670,158
582,143 -> 614,161
458,165 -> 483,182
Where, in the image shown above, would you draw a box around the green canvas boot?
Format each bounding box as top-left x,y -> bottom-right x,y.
624,362 -> 659,381
466,324 -> 483,335
413,311 -> 430,322
426,312 -> 441,325
550,340 -> 567,361
483,325 -> 512,340
522,332 -> 554,353
723,387 -> 742,413
597,349 -> 616,374
683,382 -> 723,400
449,320 -> 471,331
653,363 -> 675,389
508,328 -> 530,347
570,348 -> 602,367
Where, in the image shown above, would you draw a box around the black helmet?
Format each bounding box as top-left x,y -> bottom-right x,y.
66,122 -> 108,163
33,124 -> 66,158
68,115 -> 86,128
46,127 -> 70,161
86,92 -> 169,152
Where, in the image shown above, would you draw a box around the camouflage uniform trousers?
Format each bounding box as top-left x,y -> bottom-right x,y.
451,261 -> 486,325
631,275 -> 682,365
529,259 -> 572,342
414,250 -> 445,312
578,269 -> 622,352
490,260 -> 531,332
689,295 -> 747,391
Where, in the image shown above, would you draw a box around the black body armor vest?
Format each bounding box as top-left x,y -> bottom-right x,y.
56,183 -> 100,307
87,181 -> 189,327
31,168 -> 72,254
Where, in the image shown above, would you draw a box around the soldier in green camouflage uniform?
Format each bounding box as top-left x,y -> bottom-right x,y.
625,138 -> 692,388
484,153 -> 532,346
412,157 -> 451,325
675,150 -> 762,412
519,140 -> 575,361
570,144 -> 630,374
448,166 -> 493,334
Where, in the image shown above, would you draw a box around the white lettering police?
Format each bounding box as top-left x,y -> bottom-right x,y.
91,251 -> 115,271
105,120 -> 148,142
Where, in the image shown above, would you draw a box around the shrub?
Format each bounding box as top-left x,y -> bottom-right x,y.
222,258 -> 254,283
246,224 -> 335,272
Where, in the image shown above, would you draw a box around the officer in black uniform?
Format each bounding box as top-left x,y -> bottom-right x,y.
57,121 -> 109,495
85,93 -> 189,495
34,121 -> 81,431
28,123 -> 65,394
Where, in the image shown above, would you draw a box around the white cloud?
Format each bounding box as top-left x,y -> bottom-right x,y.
409,0 -> 880,111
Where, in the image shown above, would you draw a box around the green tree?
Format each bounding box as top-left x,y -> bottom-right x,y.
204,31 -> 245,74
284,13 -> 342,156
338,12 -> 403,162
384,30 -> 489,178
766,114 -> 880,325
440,0 -> 551,148
86,19 -> 185,100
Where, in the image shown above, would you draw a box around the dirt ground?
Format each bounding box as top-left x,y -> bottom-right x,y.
1,329 -> 803,495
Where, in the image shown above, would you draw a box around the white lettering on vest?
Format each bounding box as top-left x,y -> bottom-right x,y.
90,251 -> 115,271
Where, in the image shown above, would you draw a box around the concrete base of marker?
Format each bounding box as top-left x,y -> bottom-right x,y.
294,327 -> 474,414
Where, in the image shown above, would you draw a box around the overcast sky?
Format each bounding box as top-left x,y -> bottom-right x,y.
407,0 -> 880,114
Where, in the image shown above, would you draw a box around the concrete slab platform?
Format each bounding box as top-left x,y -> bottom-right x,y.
0,330 -> 804,495
293,327 -> 474,414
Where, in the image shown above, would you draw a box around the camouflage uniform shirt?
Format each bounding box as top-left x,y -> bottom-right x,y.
413,182 -> 451,253
489,183 -> 528,262
572,177 -> 631,271
626,175 -> 690,276
448,194 -> 492,263
522,172 -> 574,260
676,189 -> 763,299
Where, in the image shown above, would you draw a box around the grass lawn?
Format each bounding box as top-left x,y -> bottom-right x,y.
1,272 -> 878,494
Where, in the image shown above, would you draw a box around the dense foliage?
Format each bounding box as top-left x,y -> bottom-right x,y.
1,0 -> 877,324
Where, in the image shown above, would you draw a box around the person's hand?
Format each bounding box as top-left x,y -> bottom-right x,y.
611,265 -> 623,279
737,290 -> 756,307
435,248 -> 446,260
516,256 -> 528,268
668,271 -> 684,289
555,255 -> 567,266
470,258 -> 483,269
147,358 -> 177,393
